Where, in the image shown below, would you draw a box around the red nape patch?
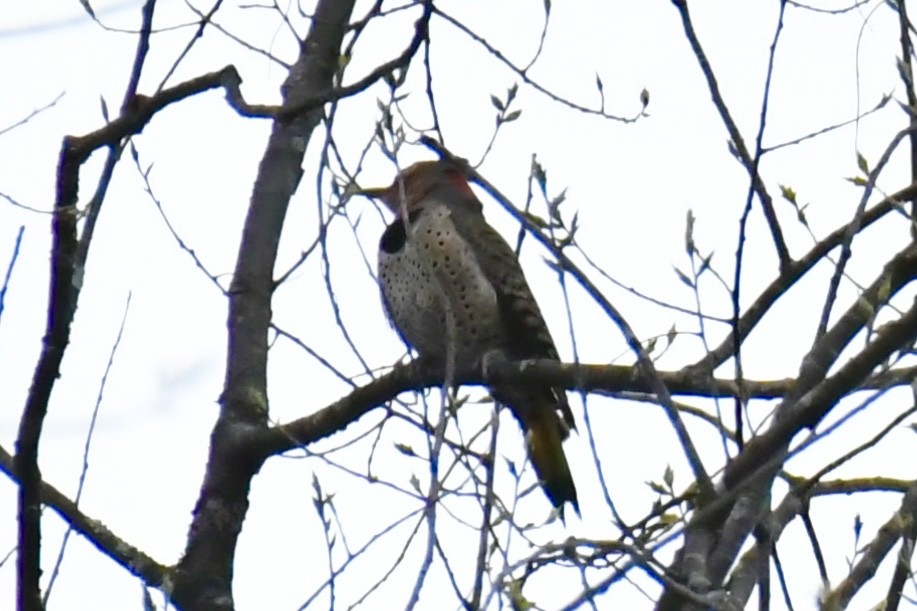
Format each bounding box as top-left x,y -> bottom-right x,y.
444,168 -> 476,197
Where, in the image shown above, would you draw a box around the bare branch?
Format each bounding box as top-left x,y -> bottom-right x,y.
822,481 -> 917,609
670,0 -> 790,269
171,1 -> 366,607
0,225 -> 23,324
0,443 -> 169,591
0,92 -> 65,138
687,181 -> 916,375
657,243 -> 917,609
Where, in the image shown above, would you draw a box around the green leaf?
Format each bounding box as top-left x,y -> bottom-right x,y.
876,91 -> 892,109
640,88 -> 650,108
779,184 -> 797,204
100,95 -> 109,122
549,188 -> 567,217
503,109 -> 522,123
674,266 -> 694,289
645,336 -> 657,354
395,443 -> 416,457
506,458 -> 518,479
543,258 -> 564,274
667,324 -> 677,345
659,512 -> 679,526
856,151 -> 869,175
698,251 -> 714,275
490,94 -> 505,112
796,203 -> 809,226
647,480 -> 668,496
507,83 -> 518,104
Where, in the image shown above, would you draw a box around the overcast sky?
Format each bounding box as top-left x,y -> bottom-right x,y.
0,1 -> 913,609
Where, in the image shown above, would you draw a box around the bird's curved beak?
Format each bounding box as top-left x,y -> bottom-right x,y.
348,183 -> 399,214
351,186 -> 389,199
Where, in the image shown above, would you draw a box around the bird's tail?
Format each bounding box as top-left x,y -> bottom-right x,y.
524,407 -> 579,519
495,387 -> 579,518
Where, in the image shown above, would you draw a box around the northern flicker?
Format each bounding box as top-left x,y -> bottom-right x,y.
356,159 -> 579,516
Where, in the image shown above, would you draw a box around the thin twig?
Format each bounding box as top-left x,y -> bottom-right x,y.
671,0 -> 790,268
43,294 -> 132,606
0,225 -> 24,323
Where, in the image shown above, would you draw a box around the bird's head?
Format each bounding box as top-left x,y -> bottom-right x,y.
354,159 -> 476,218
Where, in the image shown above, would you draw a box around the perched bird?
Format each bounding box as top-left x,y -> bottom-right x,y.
356,159 -> 578,516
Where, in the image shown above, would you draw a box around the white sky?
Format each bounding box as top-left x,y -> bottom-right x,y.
0,0 -> 914,609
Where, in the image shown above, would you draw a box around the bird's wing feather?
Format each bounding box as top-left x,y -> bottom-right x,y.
447,201 -> 575,431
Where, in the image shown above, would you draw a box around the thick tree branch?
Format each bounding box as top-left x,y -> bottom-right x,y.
0,444 -> 169,590
13,23 -> 278,611
169,0 -> 419,608
822,480 -> 917,609
816,128 -> 916,341
14,154 -> 77,611
896,0 -> 917,239
15,5 -> 161,607
656,242 -> 917,610
254,356 -> 916,458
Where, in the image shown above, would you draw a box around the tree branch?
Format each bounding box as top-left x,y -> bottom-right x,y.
170,1 -> 380,608
0,444 -> 169,591
687,181 -> 917,376
670,0 -> 790,268
822,480 -> 917,609
656,242 -> 917,610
